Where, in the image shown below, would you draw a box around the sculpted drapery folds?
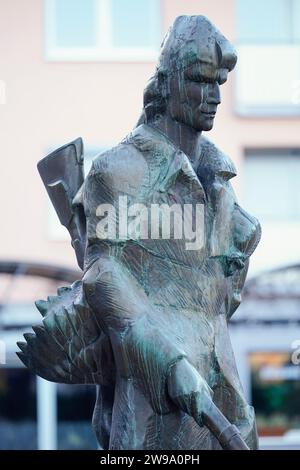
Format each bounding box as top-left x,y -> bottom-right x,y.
18,16 -> 261,450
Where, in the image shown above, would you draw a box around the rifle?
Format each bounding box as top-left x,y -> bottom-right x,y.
37,138 -> 86,270
168,358 -> 250,450
202,392 -> 249,450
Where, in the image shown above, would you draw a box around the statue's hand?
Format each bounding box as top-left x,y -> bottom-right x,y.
167,357 -> 213,426
168,357 -> 249,450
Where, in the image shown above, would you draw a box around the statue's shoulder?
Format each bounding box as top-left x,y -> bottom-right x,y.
91,140 -> 146,177
84,135 -> 149,201
199,137 -> 237,180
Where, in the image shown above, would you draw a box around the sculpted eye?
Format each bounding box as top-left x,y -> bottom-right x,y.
185,72 -> 201,82
187,74 -> 214,84
202,77 -> 215,84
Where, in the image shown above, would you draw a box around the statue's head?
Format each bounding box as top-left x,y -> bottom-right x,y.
144,15 -> 237,131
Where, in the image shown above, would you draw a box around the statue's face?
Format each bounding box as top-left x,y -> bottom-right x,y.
167,61 -> 229,132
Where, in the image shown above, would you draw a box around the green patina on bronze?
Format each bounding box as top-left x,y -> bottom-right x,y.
17,16 -> 261,450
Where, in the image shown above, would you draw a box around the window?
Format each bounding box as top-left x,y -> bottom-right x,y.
45,0 -> 161,61
236,0 -> 300,115
243,149 -> 300,222
237,0 -> 300,44
241,149 -> 300,273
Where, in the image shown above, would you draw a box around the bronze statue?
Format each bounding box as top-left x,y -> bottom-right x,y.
17,16 -> 261,450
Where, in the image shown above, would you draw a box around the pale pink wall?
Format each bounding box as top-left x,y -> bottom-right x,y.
0,0 -> 159,268
0,0 -> 299,272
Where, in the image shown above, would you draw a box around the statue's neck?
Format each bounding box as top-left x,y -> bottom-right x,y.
150,115 -> 202,168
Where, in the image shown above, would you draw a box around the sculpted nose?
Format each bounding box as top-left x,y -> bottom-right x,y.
208,83 -> 221,105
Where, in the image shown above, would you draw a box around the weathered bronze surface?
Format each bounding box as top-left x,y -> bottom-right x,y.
17,16 -> 261,450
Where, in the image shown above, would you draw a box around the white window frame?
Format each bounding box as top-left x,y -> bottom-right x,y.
235,0 -> 300,116
235,44 -> 300,117
44,0 -> 161,62
242,148 -> 300,222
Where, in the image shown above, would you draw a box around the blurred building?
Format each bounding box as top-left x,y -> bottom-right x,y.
0,0 -> 300,449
